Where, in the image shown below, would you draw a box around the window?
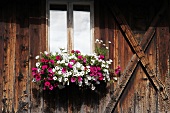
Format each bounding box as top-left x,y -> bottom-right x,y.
47,1 -> 94,54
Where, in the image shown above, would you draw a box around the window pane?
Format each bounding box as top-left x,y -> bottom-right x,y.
50,5 -> 67,52
73,5 -> 91,54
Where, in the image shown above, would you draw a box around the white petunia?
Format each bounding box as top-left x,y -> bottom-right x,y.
53,76 -> 57,80
81,66 -> 85,70
78,81 -> 82,86
58,71 -> 62,75
55,66 -> 60,70
108,41 -> 111,43
32,78 -> 36,82
106,65 -> 109,68
36,62 -> 40,67
106,47 -> 109,49
58,77 -> 62,82
91,84 -> 95,90
67,81 -> 69,85
35,55 -> 39,59
57,61 -> 61,64
87,76 -> 91,80
96,81 -> 100,84
51,52 -> 56,56
113,77 -> 118,81
101,64 -> 105,67
64,78 -> 68,82
86,66 -> 90,68
44,51 -> 48,55
52,68 -> 56,72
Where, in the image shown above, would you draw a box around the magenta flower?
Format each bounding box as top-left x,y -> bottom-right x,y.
83,58 -> 86,63
32,67 -> 37,71
35,75 -> 41,81
32,71 -> 36,76
49,60 -> 54,64
42,65 -> 48,70
78,55 -> 82,60
71,77 -> 76,82
49,85 -> 54,90
62,68 -> 66,73
41,59 -> 49,63
71,50 -> 75,53
99,55 -> 105,60
44,81 -> 50,87
98,75 -> 104,81
68,63 -> 73,68
70,59 -> 75,63
78,76 -> 82,82
48,68 -> 53,73
40,70 -> 45,75
97,67 -> 101,71
56,55 -> 61,60
75,50 -> 80,54
115,66 -> 121,74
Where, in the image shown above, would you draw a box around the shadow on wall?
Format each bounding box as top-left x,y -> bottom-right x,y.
32,82 -> 109,112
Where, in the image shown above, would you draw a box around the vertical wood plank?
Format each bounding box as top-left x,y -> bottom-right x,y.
29,1 -> 41,112
15,1 -> 30,112
0,4 -> 5,112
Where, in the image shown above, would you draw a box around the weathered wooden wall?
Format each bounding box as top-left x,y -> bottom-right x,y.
0,0 -> 170,113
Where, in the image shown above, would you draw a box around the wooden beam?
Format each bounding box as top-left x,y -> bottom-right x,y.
104,1 -> 168,113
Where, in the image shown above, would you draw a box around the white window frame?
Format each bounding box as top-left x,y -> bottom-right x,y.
46,0 -> 94,53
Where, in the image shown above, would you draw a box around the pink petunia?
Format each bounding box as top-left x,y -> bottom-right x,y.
70,59 -> 75,63
83,58 -> 86,63
98,75 -> 104,81
75,50 -> 80,54
71,50 -> 75,53
41,59 -> 49,63
42,65 -> 48,70
48,68 -> 53,73
32,71 -> 37,76
97,67 -> 101,71
44,81 -> 50,87
49,60 -> 54,64
49,85 -> 54,90
32,67 -> 37,71
62,68 -> 66,73
99,55 -> 105,60
78,55 -> 82,60
71,77 -> 76,82
68,63 -> 73,68
56,55 -> 61,60
78,76 -> 82,82
35,75 -> 41,81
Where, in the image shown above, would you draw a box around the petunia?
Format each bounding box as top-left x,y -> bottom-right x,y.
71,77 -> 76,83
49,85 -> 54,90
78,55 -> 82,60
56,55 -> 61,60
49,60 -> 54,64
44,81 -> 50,87
78,76 -> 82,82
75,50 -> 80,54
68,63 -> 73,68
53,76 -> 57,80
42,65 -> 48,70
35,75 -> 41,81
99,55 -> 105,60
71,50 -> 75,53
48,68 -> 53,73
62,68 -> 66,73
97,67 -> 101,71
35,55 -> 40,59
32,67 -> 37,71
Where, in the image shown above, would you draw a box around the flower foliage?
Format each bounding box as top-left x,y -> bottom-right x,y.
32,39 -> 120,91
